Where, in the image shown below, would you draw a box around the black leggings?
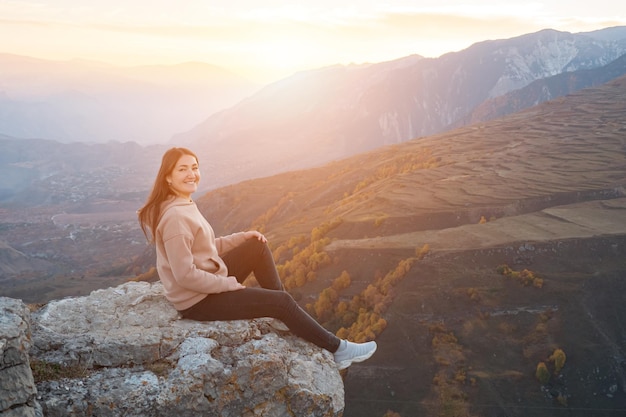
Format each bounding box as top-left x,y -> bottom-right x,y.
179,238 -> 341,352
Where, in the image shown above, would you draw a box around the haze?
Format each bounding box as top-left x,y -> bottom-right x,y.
1,0 -> 624,83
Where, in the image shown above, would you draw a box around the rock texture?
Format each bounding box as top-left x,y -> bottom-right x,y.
1,282 -> 344,417
0,297 -> 39,417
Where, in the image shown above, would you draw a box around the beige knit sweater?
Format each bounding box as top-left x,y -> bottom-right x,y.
155,196 -> 246,310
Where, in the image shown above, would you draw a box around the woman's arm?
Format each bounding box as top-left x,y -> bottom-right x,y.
216,230 -> 267,254
163,234 -> 245,293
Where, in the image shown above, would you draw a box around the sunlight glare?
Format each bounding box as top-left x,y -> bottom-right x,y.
0,0 -> 624,83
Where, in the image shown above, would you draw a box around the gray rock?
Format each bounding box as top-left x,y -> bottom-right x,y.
30,281 -> 344,416
0,297 -> 40,417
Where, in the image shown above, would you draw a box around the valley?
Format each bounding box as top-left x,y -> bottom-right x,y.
0,199 -> 144,302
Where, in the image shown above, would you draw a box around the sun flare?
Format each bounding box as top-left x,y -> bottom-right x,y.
0,1 -> 624,82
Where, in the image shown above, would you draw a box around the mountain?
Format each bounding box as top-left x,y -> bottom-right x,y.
2,27 -> 624,188
584,25 -> 626,42
174,27 -> 626,188
461,51 -> 626,124
0,54 -> 258,144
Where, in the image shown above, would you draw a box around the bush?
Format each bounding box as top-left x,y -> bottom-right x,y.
497,264 -> 544,288
496,264 -> 511,275
549,348 -> 567,374
535,362 -> 550,384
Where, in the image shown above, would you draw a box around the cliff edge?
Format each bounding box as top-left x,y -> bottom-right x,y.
0,282 -> 344,417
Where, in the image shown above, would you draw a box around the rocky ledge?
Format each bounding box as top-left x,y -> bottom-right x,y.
0,282 -> 344,417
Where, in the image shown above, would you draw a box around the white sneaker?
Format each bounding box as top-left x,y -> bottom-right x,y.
334,340 -> 377,370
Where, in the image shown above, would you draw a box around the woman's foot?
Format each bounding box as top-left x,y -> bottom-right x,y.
334,340 -> 377,370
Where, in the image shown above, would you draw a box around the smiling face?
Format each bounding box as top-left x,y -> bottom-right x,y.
166,154 -> 200,200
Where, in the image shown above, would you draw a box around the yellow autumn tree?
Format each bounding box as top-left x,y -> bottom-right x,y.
549,348 -> 566,374
535,362 -> 550,384
332,270 -> 351,291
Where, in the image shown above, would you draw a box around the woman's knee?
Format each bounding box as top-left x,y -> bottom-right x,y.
272,290 -> 297,312
242,237 -> 269,256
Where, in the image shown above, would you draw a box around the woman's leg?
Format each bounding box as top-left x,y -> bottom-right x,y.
180,287 -> 341,352
221,238 -> 284,290
186,238 -> 377,367
184,238 -> 340,351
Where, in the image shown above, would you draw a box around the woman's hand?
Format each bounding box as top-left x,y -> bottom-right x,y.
244,230 -> 267,243
226,276 -> 246,291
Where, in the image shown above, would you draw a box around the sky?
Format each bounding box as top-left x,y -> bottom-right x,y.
0,0 -> 624,83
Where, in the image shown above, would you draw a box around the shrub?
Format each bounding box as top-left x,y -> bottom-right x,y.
497,264 -> 544,288
535,362 -> 550,384
415,243 -> 430,259
466,287 -> 480,301
496,264 -> 511,275
549,348 -> 567,374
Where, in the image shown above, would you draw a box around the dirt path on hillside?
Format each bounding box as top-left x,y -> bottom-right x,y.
327,197 -> 626,252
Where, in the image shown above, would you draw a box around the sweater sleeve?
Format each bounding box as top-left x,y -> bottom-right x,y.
215,232 -> 246,255
162,233 -> 234,294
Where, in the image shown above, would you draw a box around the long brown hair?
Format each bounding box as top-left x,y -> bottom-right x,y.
138,147 -> 198,242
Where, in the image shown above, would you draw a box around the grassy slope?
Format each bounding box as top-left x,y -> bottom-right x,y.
197,76 -> 626,416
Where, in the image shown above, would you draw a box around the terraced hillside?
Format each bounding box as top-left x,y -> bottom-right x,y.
196,76 -> 626,417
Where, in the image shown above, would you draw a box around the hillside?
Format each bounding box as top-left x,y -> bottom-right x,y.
195,76 -> 626,416
199,75 -> 626,244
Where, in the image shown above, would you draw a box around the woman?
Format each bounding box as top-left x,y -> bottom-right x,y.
138,147 -> 376,370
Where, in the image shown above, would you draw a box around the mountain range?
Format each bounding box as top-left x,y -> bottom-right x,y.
0,55 -> 258,144
0,27 -> 624,203
173,26 -> 626,186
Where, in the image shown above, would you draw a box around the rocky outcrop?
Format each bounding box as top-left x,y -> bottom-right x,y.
1,282 -> 344,417
0,297 -> 39,417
